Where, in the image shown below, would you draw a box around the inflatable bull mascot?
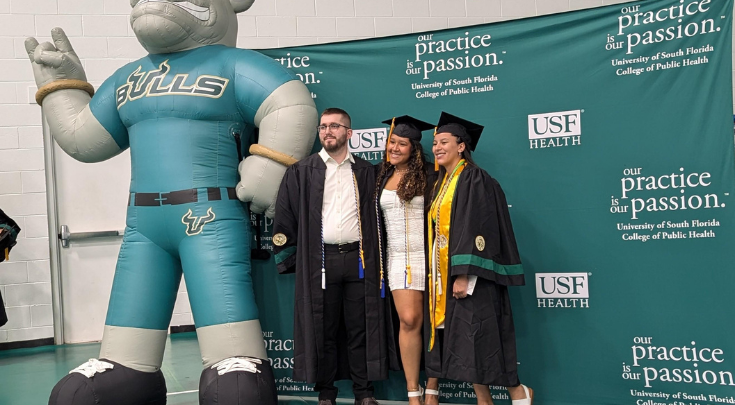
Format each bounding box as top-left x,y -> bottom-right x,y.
26,1 -> 317,404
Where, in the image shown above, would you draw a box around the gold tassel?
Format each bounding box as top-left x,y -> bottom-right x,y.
4,248 -> 8,261
406,264 -> 412,285
433,126 -> 439,171
386,117 -> 395,163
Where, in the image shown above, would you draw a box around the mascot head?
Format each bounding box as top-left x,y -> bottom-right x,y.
130,0 -> 255,54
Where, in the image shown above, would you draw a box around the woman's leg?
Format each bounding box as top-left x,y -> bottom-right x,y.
392,289 -> 424,404
507,384 -> 532,402
473,384 -> 494,405
425,377 -> 440,405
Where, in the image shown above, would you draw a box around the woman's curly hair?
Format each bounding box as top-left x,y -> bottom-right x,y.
375,138 -> 428,202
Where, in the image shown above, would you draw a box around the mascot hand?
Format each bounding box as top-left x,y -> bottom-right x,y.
25,27 -> 87,88
236,155 -> 287,218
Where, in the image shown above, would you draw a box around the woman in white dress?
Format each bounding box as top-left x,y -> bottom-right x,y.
374,115 -> 436,405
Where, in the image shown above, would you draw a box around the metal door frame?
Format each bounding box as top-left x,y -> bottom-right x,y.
41,113 -> 65,344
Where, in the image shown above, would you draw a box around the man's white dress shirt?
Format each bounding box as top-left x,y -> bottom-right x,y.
319,149 -> 360,245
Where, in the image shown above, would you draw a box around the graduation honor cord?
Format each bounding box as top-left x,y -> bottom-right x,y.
374,192 -> 387,298
351,173 -> 366,280
428,159 -> 467,350
402,200 -> 412,288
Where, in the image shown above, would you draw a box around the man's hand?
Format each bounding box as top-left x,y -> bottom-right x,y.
453,275 -> 469,299
25,27 -> 87,88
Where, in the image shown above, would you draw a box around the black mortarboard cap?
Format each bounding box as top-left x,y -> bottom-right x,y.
382,115 -> 435,142
436,112 -> 484,151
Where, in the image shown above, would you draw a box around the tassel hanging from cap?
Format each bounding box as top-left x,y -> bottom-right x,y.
386,117 -> 396,163
433,126 -> 439,171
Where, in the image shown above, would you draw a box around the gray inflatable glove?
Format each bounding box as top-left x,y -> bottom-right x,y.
25,27 -> 87,89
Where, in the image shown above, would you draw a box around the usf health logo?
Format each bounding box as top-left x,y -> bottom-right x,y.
348,127 -> 389,162
535,272 -> 589,308
181,208 -> 215,236
528,110 -> 582,149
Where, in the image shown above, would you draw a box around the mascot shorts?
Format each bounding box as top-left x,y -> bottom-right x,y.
105,187 -> 257,330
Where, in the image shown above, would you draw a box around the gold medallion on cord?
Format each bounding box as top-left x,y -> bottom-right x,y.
437,235 -> 448,249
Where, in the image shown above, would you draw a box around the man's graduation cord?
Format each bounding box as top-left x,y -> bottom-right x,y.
351,173 -> 366,280
321,222 -> 326,289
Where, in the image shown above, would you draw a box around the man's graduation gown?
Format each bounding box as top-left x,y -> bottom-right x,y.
274,153 -> 390,384
424,164 -> 525,386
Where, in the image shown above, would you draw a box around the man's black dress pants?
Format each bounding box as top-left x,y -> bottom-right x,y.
314,244 -> 372,402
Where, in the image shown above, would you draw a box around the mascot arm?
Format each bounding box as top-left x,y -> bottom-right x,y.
237,80 -> 317,218
26,27 -> 124,163
41,94 -> 124,163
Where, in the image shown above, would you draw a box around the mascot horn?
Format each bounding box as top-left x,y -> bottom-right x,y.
26,0 -> 317,404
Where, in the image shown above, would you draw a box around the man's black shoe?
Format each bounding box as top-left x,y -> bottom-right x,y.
355,397 -> 380,405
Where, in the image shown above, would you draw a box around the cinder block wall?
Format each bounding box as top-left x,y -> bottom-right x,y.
4,0 -> 719,343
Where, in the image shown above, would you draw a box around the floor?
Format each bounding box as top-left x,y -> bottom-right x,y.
0,332 -> 407,405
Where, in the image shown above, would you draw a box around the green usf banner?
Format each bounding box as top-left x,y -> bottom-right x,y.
250,0 -> 735,403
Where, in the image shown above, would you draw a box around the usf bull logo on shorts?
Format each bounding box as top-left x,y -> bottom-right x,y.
182,208 -> 216,236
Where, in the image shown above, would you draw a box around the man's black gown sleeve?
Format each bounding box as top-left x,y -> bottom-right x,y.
274,166 -> 299,274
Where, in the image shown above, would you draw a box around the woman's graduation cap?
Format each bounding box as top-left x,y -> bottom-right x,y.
382,115 -> 434,162
435,112 -> 484,152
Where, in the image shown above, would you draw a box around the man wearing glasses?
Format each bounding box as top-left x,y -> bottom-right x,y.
274,108 -> 390,405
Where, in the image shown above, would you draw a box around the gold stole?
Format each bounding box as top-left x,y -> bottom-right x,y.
427,160 -> 466,350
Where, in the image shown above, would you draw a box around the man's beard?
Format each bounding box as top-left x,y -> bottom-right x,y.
321,136 -> 347,153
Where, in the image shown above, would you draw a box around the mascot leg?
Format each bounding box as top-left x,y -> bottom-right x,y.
197,320 -> 277,405
179,200 -> 277,405
49,216 -> 182,405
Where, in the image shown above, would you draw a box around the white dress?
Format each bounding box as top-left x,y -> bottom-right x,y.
380,189 -> 426,291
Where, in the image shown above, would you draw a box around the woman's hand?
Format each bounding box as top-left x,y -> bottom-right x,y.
453,275 -> 469,299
